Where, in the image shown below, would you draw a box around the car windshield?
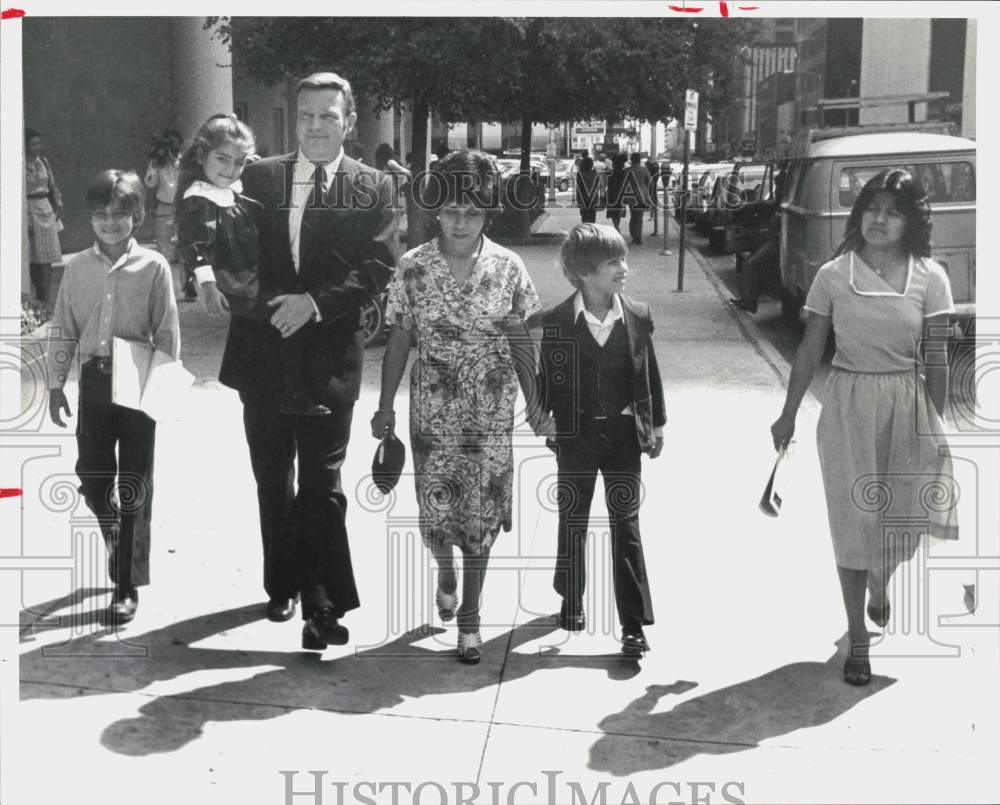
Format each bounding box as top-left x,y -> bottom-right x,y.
838,161 -> 975,207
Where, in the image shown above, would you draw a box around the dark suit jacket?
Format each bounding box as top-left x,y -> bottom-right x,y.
219,153 -> 397,405
536,294 -> 666,452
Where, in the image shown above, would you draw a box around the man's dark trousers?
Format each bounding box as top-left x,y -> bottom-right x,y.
240,389 -> 360,620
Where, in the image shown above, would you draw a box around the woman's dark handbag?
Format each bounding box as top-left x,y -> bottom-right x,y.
372,432 -> 406,494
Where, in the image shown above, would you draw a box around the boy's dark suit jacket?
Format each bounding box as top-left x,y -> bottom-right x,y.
536,293 -> 666,451
219,153 -> 396,407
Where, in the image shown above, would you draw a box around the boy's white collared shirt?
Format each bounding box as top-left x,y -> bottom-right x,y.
571,291 -> 662,439
574,291 -> 624,347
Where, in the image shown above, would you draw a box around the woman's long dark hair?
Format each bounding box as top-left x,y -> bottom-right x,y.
835,167 -> 932,258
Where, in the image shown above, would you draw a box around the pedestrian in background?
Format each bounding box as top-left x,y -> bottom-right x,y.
533,223 -> 664,656
144,128 -> 188,301
574,156 -> 604,224
771,168 -> 959,686
372,150 -> 540,665
24,127 -> 63,305
605,153 -> 628,232
46,170 -> 180,625
625,153 -> 652,245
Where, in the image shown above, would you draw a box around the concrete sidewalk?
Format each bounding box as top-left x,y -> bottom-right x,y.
13,204 -> 997,805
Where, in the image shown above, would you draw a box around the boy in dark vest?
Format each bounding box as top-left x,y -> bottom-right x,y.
533,223 -> 665,656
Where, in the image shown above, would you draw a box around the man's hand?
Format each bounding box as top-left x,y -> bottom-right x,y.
49,388 -> 71,428
646,435 -> 664,459
268,293 -> 315,338
201,281 -> 230,318
529,412 -> 557,438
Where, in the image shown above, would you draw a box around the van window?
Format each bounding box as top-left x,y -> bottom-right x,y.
838,161 -> 975,207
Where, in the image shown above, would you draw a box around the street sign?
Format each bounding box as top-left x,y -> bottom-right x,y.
685,89 -> 699,132
546,142 -> 557,157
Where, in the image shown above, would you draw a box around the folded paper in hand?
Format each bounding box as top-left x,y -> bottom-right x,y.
759,445 -> 788,517
112,337 -> 194,424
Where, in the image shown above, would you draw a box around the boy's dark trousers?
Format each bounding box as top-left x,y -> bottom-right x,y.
553,414 -> 654,631
76,359 -> 156,591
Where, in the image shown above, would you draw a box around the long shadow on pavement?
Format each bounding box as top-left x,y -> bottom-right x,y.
589,635 -> 896,775
20,597 -> 639,757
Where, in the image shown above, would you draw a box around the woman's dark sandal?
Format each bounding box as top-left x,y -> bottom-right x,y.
867,600 -> 890,628
843,656 -> 872,686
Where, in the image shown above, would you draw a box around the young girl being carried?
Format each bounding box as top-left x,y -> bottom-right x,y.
176,113 -> 331,416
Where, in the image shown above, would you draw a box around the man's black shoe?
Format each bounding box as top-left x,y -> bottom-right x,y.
558,599 -> 586,632
730,297 -> 758,314
106,586 -> 138,625
302,606 -> 349,650
266,596 -> 297,622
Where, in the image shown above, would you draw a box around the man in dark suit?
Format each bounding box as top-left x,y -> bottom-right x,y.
217,72 -> 396,650
532,223 -> 665,656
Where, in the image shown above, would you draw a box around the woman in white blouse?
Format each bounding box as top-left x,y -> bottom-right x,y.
771,168 -> 959,686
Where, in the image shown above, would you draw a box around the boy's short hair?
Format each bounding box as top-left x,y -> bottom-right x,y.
560,223 -> 627,290
85,169 -> 145,226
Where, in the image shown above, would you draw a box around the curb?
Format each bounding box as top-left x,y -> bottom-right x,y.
682,229 -> 823,420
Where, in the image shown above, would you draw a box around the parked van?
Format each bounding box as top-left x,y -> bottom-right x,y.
779,128 -> 976,335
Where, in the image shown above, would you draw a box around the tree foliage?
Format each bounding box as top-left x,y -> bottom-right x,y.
205,16 -> 753,164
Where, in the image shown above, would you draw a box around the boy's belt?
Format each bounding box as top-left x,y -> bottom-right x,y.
26,192 -> 50,200
83,356 -> 113,375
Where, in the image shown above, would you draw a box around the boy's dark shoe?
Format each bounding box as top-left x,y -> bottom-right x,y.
621,628 -> 650,657
279,392 -> 332,417
302,606 -> 349,651
730,297 -> 758,314
266,595 -> 297,622
106,587 -> 139,625
558,599 -> 586,632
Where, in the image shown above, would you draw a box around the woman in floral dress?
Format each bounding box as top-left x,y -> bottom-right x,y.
372,150 -> 540,664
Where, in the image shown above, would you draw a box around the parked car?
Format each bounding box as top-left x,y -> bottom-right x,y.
688,162 -> 735,226
779,128 -> 975,338
724,161 -> 782,271
704,162 -> 770,251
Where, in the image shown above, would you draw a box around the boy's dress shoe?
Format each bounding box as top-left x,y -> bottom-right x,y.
266,596 -> 297,622
107,587 -> 138,625
301,607 -> 349,651
621,630 -> 650,657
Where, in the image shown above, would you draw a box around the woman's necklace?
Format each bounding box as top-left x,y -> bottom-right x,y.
862,247 -> 906,276
444,236 -> 483,284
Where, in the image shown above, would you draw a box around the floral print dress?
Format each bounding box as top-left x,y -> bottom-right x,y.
386,236 -> 540,554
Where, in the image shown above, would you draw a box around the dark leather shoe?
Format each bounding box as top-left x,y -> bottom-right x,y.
266,596 -> 297,622
106,586 -> 138,625
301,607 -> 349,651
621,630 -> 650,657
558,600 -> 585,632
